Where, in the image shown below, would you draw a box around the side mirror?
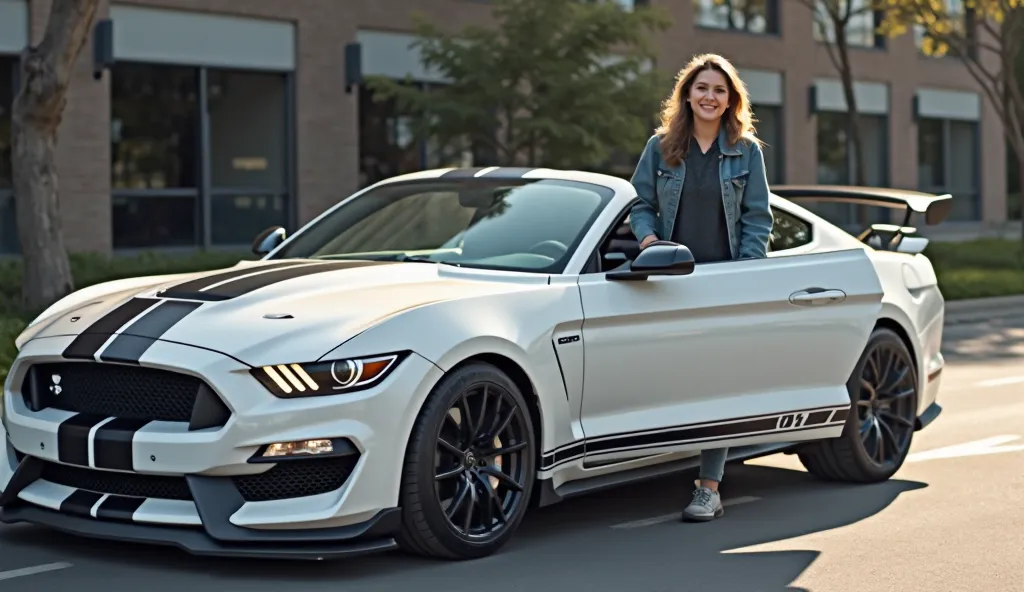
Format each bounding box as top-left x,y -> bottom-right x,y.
606,241 -> 696,281
252,226 -> 286,256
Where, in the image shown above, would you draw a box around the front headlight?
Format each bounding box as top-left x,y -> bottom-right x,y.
250,352 -> 407,398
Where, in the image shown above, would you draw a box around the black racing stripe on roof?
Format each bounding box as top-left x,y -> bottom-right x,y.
440,167 -> 537,179
480,167 -> 536,178
440,167 -> 490,178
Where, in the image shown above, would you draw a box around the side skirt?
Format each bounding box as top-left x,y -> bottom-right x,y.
535,442 -> 794,508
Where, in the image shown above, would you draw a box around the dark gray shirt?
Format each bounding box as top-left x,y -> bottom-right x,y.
670,137 -> 732,263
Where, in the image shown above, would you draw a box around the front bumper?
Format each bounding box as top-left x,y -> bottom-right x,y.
0,335 -> 444,559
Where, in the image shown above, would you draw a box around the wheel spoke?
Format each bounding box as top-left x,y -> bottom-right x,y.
473,471 -> 508,526
437,438 -> 462,456
881,364 -> 910,393
877,417 -> 901,454
462,478 -> 478,532
480,465 -> 525,492
872,418 -> 885,463
883,387 -> 915,401
860,379 -> 876,401
879,410 -> 913,428
459,395 -> 475,443
490,406 -> 517,441
484,441 -> 528,458
472,385 -> 490,441
445,476 -> 471,520
435,466 -> 464,481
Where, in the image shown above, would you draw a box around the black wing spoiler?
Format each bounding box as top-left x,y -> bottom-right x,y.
771,185 -> 953,226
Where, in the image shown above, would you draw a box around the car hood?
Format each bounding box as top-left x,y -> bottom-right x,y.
25,259 -> 548,367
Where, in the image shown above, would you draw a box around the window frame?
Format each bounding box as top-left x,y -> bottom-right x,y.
1,54 -> 18,255
767,204 -> 815,254
916,116 -> 981,222
110,61 -> 297,253
692,0 -> 780,36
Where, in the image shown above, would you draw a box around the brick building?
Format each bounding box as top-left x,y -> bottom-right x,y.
0,0 -> 1007,255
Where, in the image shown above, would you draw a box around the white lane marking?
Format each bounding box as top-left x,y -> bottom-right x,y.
610,496 -> 762,529
976,375 -> 1024,388
906,435 -> 1024,463
0,562 -> 73,581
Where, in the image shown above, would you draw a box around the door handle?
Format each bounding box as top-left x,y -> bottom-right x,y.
789,288 -> 847,306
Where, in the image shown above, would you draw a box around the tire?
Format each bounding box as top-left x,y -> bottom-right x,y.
395,361 -> 537,560
798,327 -> 919,483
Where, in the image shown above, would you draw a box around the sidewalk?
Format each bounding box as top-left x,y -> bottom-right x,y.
944,295 -> 1024,325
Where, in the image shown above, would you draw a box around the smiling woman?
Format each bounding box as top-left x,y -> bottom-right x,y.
269,177 -> 614,274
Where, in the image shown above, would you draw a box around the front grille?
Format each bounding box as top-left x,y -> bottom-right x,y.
40,461 -> 193,501
23,362 -> 205,423
233,456 -> 359,502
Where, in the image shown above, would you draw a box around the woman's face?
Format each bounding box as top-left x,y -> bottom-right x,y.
687,68 -> 731,123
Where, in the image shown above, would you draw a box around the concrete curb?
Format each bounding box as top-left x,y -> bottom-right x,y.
944,295 -> 1024,324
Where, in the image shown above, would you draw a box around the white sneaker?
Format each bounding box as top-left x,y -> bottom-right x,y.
681,486 -> 723,522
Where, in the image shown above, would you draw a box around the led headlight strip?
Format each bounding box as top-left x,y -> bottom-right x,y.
251,352 -> 406,398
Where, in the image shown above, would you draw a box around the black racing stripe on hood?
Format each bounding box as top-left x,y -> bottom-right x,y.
158,261 -> 314,296
62,297 -> 161,359
99,300 -> 205,364
188,260 -> 394,300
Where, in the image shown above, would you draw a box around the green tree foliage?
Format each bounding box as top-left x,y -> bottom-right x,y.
878,0 -> 1024,233
365,0 -> 672,170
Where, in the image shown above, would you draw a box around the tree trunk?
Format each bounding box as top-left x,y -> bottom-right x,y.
834,27 -> 869,224
11,0 -> 99,312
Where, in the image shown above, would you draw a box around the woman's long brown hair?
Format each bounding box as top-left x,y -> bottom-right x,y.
656,53 -> 762,167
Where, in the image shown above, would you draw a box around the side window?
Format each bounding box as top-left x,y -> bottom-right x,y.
590,208 -> 640,273
770,207 -> 813,252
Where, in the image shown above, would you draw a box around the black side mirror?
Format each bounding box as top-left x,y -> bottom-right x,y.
606,241 -> 696,281
252,226 -> 287,256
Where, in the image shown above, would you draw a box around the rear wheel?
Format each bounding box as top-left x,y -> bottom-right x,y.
798,327 -> 919,483
396,362 -> 536,560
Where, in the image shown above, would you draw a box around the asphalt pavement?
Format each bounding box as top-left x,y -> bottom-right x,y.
1,314 -> 1022,591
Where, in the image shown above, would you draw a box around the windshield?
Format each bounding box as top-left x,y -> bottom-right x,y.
270,178 -> 614,273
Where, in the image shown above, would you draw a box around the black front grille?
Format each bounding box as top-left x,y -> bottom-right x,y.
22,362 -> 206,423
40,461 -> 193,501
233,457 -> 359,502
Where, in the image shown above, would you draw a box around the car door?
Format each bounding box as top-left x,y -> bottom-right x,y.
576,247 -> 884,466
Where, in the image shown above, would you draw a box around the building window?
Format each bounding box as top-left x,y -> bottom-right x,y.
207,69 -> 289,246
915,0 -> 974,57
1,56 -> 16,254
752,104 -> 782,184
111,63 -> 292,250
812,0 -> 883,48
693,0 -> 778,35
358,84 -> 496,189
917,117 -> 979,221
814,111 -> 890,226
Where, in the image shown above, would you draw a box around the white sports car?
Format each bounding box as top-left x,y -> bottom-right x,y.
0,167 -> 948,561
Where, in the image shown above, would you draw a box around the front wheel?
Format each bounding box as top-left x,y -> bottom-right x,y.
798,327 -> 919,483
396,362 -> 536,560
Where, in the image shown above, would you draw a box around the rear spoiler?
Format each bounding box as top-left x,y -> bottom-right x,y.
771,185 -> 953,227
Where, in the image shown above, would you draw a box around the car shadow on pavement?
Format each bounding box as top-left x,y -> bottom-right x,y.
0,461 -> 928,592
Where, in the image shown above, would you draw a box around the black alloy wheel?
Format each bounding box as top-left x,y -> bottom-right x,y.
854,340 -> 918,470
797,327 -> 919,483
397,362 -> 536,560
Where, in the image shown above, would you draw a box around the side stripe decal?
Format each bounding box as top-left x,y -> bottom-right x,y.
56,413 -> 151,471
99,300 -> 204,364
61,297 -> 160,359
539,405 -> 850,471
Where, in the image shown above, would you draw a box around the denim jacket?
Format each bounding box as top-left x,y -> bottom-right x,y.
629,129 -> 774,260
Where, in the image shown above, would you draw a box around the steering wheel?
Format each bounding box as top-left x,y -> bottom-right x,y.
527,240 -> 568,259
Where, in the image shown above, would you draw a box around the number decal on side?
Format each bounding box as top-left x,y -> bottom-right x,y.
777,412 -> 808,430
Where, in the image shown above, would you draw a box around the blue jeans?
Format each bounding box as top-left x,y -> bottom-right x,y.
699,447 -> 728,483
